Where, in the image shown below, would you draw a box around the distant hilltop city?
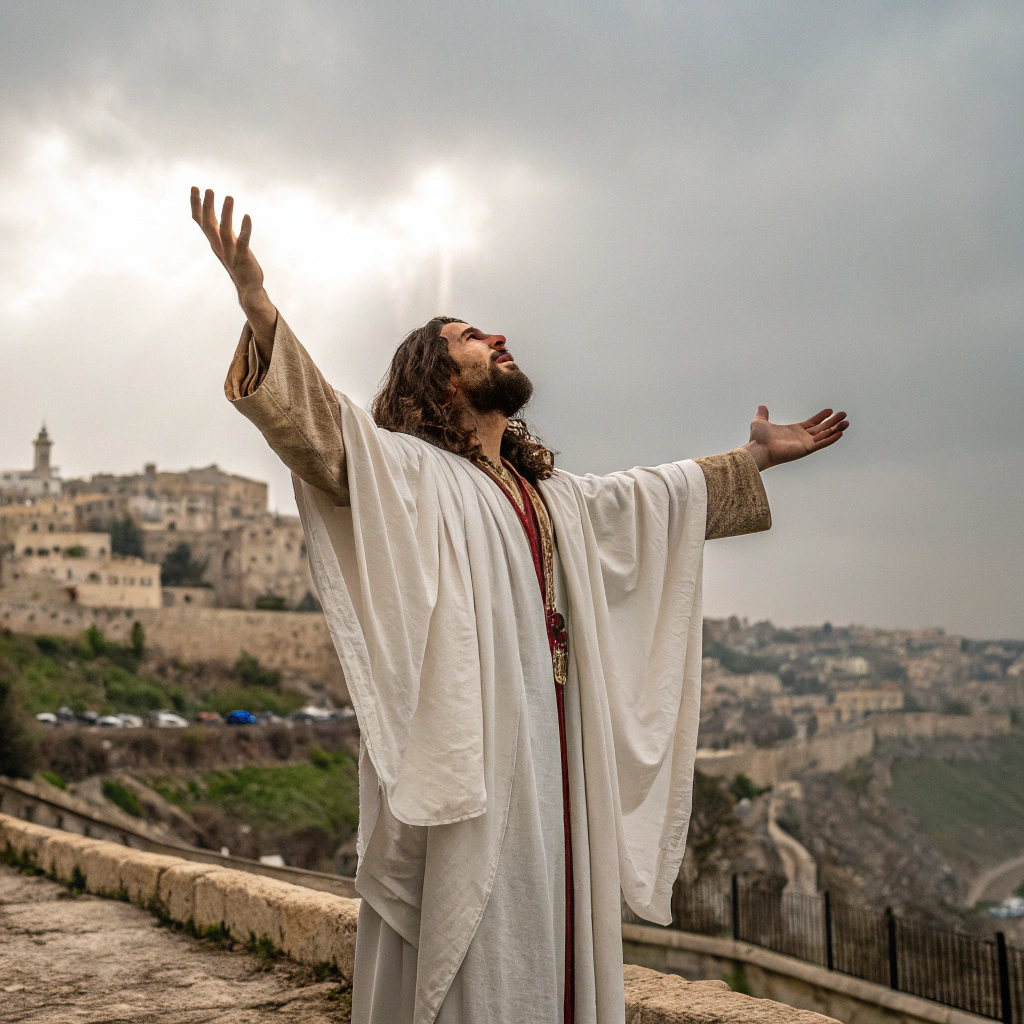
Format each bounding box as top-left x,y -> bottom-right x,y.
0,426 -> 317,613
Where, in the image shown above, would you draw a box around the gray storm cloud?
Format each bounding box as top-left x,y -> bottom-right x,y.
1,0 -> 1021,636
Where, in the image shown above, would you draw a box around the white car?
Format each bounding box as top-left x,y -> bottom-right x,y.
150,710 -> 189,728
290,706 -> 332,723
116,713 -> 145,728
35,712 -> 58,726
96,715 -> 125,728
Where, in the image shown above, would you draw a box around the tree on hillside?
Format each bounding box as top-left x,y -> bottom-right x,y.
161,542 -> 209,587
110,516 -> 144,558
0,659 -> 39,779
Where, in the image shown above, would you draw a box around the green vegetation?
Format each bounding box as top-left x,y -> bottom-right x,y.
160,542 -> 210,587
724,964 -> 752,995
39,770 -> 66,790
889,736 -> 1024,864
0,629 -> 304,729
705,640 -> 781,675
110,516 -> 144,558
234,651 -> 281,689
201,748 -> 358,836
103,780 -> 143,817
729,773 -> 770,801
130,621 -> 145,658
0,656 -> 40,778
147,747 -> 359,865
254,595 -> 288,611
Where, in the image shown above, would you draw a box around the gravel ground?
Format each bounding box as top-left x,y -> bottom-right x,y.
0,865 -> 350,1023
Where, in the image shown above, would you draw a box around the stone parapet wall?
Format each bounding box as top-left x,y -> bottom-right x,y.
624,924 -> 989,1024
1,812 -> 359,982
0,600 -> 347,698
1,813 -> 835,1023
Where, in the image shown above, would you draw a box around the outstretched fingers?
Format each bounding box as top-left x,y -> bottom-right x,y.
810,418 -> 849,448
219,195 -> 235,251
800,408 -> 833,430
194,188 -> 225,257
808,411 -> 847,437
237,213 -> 252,254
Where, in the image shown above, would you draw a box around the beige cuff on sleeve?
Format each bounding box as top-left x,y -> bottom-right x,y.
695,448 -> 772,540
224,317 -> 350,506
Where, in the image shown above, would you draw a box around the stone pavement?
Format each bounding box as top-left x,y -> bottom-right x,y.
0,865 -> 349,1023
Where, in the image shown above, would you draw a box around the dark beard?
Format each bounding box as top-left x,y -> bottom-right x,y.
461,360 -> 534,417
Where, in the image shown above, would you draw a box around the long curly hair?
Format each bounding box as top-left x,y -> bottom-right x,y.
371,316 -> 555,481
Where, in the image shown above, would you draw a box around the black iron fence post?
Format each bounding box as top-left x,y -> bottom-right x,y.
997,932 -> 1013,1024
885,907 -> 899,991
824,891 -> 834,971
731,874 -> 740,942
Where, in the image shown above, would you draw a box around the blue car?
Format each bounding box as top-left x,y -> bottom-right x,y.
225,709 -> 258,725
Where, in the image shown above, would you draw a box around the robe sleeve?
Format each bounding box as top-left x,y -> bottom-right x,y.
224,316 -> 350,505
694,448 -> 771,539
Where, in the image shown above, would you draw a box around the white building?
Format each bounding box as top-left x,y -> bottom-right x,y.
7,528 -> 161,609
0,426 -> 62,499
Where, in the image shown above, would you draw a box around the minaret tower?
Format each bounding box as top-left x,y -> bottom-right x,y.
33,425 -> 53,479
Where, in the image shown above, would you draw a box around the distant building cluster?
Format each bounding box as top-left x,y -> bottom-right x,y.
698,615 -> 1024,751
0,427 -> 318,612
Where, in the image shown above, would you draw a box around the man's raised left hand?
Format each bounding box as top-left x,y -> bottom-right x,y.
743,405 -> 849,471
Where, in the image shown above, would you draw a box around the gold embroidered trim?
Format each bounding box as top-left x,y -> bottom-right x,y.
477,455 -> 526,515
522,478 -> 568,687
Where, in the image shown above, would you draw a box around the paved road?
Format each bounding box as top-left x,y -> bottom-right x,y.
966,854 -> 1024,907
768,783 -> 818,897
0,866 -> 350,1023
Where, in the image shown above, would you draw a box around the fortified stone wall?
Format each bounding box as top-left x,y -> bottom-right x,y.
872,711 -> 1011,740
0,600 -> 346,698
695,727 -> 875,788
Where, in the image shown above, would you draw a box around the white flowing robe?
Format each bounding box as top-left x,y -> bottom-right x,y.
293,391 -> 708,1024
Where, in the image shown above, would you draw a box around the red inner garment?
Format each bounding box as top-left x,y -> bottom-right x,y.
494,463 -> 575,1024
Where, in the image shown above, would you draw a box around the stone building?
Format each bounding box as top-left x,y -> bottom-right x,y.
1,427 -> 316,612
4,528 -> 161,608
65,462 -> 267,534
832,687 -> 904,721
0,497 -> 77,543
140,513 -> 317,611
0,426 -> 62,500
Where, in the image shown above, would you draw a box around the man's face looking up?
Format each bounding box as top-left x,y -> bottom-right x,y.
441,321 -> 534,418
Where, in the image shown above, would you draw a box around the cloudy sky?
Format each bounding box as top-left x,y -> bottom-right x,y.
1,1 -> 1021,638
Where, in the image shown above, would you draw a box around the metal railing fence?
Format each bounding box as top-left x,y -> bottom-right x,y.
667,876 -> 1022,1023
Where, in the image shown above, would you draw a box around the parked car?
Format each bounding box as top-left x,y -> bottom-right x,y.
77,710 -> 99,726
96,715 -> 124,728
328,707 -> 356,721
116,713 -> 144,728
289,706 -> 332,724
56,706 -> 77,724
35,712 -> 57,726
149,710 -> 189,728
225,709 -> 258,726
196,711 -> 224,725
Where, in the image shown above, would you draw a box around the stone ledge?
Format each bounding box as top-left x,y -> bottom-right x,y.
623,923 -> 992,1024
624,964 -> 833,1023
1,813 -> 836,1022
1,812 -> 359,983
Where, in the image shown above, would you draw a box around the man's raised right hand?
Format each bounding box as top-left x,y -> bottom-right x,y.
190,187 -> 277,358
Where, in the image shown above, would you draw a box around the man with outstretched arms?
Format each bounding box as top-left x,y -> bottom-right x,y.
191,187 -> 848,1024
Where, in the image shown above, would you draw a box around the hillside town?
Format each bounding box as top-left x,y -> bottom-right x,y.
0,426 -> 317,613
3,424 -> 1024,1022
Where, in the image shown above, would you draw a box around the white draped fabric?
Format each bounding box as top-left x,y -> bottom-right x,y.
293,393 -> 708,1024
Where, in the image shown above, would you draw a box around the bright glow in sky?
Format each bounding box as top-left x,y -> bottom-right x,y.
0,119 -> 488,316
2,2 -> 1022,637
